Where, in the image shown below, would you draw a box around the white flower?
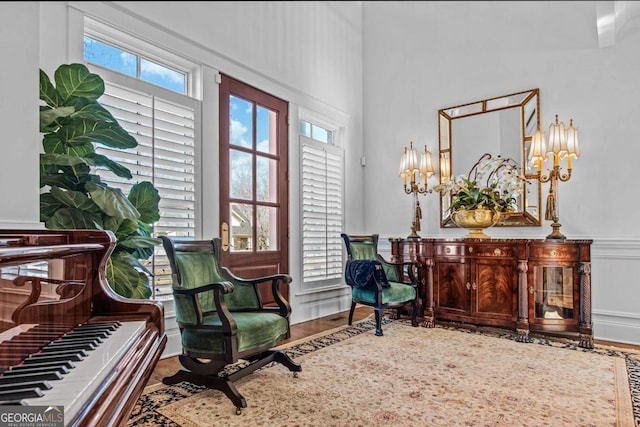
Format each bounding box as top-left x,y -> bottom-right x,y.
435,153 -> 528,213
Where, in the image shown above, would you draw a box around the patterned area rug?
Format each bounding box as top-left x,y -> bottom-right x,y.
128,319 -> 640,427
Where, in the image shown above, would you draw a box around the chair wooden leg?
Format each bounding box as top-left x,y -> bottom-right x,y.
374,307 -> 383,336
272,350 -> 302,376
166,351 -> 301,415
411,298 -> 419,327
164,369 -> 247,413
348,301 -> 356,325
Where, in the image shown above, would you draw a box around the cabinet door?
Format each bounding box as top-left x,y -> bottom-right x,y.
434,260 -> 468,314
528,265 -> 579,328
470,259 -> 517,323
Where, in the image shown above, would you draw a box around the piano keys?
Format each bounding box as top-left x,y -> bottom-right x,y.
0,229 -> 167,426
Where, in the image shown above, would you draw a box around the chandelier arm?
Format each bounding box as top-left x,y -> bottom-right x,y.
414,186 -> 433,194
538,172 -> 551,183
558,170 -> 572,182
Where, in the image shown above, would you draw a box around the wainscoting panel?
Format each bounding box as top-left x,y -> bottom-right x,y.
591,238 -> 640,345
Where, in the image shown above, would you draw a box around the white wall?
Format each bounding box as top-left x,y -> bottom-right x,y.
362,1 -> 640,345
0,2 -> 42,229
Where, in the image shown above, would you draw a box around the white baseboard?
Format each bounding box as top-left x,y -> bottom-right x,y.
161,329 -> 182,359
290,293 -> 352,325
593,310 -> 640,346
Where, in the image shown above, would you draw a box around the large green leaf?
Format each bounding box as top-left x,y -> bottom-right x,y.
67,98 -> 117,123
50,187 -> 99,212
40,173 -> 82,191
40,106 -> 75,131
86,181 -> 140,220
40,153 -> 91,167
128,182 -> 161,223
131,243 -> 158,261
39,69 -> 64,107
106,253 -> 152,299
43,134 -> 96,157
130,221 -> 158,260
54,63 -> 104,102
119,235 -> 160,250
112,218 -> 140,239
40,163 -> 92,187
40,193 -> 65,221
102,216 -> 125,236
59,118 -> 137,150
46,207 -> 100,230
88,153 -> 133,179
41,133 -> 66,154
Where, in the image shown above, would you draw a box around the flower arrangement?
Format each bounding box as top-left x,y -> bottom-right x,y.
435,153 -> 527,214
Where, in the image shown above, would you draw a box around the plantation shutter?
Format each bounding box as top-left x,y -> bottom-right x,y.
301,136 -> 344,285
96,81 -> 197,299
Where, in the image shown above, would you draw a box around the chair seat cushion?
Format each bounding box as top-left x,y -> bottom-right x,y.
181,312 -> 289,354
351,281 -> 416,305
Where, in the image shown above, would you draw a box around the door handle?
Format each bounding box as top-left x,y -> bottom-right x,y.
221,222 -> 229,252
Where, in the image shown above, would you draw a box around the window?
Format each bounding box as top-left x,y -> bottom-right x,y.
300,121 -> 344,286
300,120 -> 332,144
84,26 -> 200,300
84,35 -> 187,95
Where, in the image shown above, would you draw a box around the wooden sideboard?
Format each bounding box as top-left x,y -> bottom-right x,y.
389,238 -> 593,348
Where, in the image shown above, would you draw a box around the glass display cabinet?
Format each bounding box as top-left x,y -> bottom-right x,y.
532,266 -> 574,320
526,240 -> 593,348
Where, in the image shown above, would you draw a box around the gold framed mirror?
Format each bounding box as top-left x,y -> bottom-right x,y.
438,88 -> 542,227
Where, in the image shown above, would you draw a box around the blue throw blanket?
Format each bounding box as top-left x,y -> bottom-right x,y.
345,259 -> 390,289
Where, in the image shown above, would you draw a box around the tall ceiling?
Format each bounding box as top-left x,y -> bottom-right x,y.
597,0 -> 640,47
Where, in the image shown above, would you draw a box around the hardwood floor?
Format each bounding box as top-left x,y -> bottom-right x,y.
147,306 -> 372,387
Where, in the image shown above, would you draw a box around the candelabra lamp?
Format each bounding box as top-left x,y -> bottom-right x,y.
399,141 -> 435,239
529,114 -> 580,240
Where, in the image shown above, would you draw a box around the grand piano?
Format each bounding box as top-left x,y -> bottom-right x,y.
0,229 -> 167,426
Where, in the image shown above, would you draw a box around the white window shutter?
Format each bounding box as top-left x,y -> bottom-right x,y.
301,137 -> 344,284
96,82 -> 197,299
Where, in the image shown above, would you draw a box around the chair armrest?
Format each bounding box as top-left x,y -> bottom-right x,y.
376,256 -> 422,285
220,267 -> 292,286
219,267 -> 293,317
173,281 -> 237,331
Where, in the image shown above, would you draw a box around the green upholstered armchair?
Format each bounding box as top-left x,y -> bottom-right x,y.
160,236 -> 301,415
341,233 -> 420,336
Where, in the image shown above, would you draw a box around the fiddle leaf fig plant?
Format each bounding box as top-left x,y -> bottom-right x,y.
39,63 -> 160,299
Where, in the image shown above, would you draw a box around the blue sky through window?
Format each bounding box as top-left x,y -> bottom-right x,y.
83,36 -> 186,94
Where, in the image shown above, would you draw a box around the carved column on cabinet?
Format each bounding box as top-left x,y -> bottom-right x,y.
423,257 -> 435,327
579,261 -> 593,349
516,259 -> 532,342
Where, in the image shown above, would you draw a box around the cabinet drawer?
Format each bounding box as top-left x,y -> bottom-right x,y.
529,245 -> 578,261
434,244 -> 465,257
466,244 -> 519,258
434,243 -> 520,258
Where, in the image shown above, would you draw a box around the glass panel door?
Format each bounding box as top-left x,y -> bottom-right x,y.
533,266 -> 574,320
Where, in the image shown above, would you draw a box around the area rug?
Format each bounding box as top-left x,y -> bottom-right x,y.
128,319 -> 640,427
